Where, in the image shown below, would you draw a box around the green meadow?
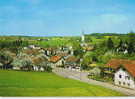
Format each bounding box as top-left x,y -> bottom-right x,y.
0,70 -> 124,96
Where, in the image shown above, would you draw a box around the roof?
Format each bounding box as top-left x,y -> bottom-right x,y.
23,49 -> 40,55
44,48 -> 57,51
82,46 -> 94,51
49,56 -> 61,63
106,59 -> 135,77
32,56 -> 48,65
65,56 -> 78,63
58,52 -> 68,57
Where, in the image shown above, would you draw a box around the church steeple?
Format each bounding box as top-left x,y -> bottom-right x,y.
81,30 -> 85,42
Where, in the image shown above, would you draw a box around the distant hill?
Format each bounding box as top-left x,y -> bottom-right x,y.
88,33 -> 126,36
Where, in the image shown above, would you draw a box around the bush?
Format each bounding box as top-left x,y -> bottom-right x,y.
44,66 -> 52,72
89,67 -> 101,76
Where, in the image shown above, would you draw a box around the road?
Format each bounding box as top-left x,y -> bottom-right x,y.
52,67 -> 135,96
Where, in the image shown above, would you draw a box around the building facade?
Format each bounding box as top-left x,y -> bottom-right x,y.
107,59 -> 135,89
114,67 -> 135,89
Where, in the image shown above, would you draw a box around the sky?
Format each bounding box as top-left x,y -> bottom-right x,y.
0,0 -> 135,36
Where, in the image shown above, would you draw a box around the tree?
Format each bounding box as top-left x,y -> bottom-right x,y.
89,67 -> 101,76
127,31 -> 135,54
0,62 -> 3,69
40,62 -> 52,72
128,41 -> 135,54
11,58 -> 23,68
21,58 -> 33,71
74,48 -> 84,58
0,51 -> 13,69
92,56 -> 98,62
116,39 -> 128,52
98,51 -> 116,64
81,52 -> 98,69
31,54 -> 52,72
12,57 -> 32,71
118,39 -> 123,48
107,38 -> 114,50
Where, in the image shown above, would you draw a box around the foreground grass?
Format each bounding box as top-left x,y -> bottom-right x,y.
0,70 -> 124,96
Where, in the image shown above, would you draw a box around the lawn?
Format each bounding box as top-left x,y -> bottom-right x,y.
0,70 -> 124,96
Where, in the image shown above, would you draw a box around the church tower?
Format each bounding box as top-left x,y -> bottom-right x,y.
81,30 -> 85,42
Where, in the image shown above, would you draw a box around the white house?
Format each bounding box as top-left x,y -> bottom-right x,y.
114,67 -> 135,89
107,59 -> 135,89
65,55 -> 80,71
49,56 -> 64,68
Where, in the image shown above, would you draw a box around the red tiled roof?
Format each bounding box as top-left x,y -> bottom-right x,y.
50,56 -> 61,63
124,63 -> 135,77
106,59 -> 135,77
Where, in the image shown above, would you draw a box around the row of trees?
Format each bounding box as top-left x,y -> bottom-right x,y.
0,40 -> 29,54
106,33 -> 135,54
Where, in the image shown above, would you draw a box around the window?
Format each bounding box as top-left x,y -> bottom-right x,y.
125,76 -> 130,80
123,82 -> 125,85
109,68 -> 112,71
122,68 -> 126,71
127,83 -> 130,86
119,75 -> 122,78
128,76 -> 130,80
119,81 -> 121,85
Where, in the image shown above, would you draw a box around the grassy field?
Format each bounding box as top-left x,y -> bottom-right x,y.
0,70 -> 124,96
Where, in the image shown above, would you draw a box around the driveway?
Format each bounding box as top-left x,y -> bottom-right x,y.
53,67 -> 135,96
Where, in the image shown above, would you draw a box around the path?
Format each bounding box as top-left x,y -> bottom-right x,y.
52,67 -> 135,96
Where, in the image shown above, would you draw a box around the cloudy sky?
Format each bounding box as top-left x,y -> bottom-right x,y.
0,0 -> 135,36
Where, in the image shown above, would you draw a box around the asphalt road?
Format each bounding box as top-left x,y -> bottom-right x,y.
53,67 -> 135,96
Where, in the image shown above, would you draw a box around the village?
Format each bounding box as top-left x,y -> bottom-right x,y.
0,33 -> 135,93
1,0 -> 135,97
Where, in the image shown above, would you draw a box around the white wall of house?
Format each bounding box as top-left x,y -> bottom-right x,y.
33,66 -> 39,71
33,66 -> 45,71
114,68 -> 135,89
51,59 -> 64,68
55,59 -> 63,66
13,67 -> 20,70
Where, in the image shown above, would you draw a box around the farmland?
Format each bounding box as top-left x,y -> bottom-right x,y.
0,70 -> 124,96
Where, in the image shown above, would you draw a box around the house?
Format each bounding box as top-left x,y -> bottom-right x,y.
28,45 -> 36,49
65,55 -> 80,71
49,56 -> 64,68
44,48 -> 56,56
37,38 -> 49,41
82,45 -> 94,52
116,41 -> 128,54
24,45 -> 41,50
57,46 -> 70,54
32,55 -> 49,71
106,59 -> 135,89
